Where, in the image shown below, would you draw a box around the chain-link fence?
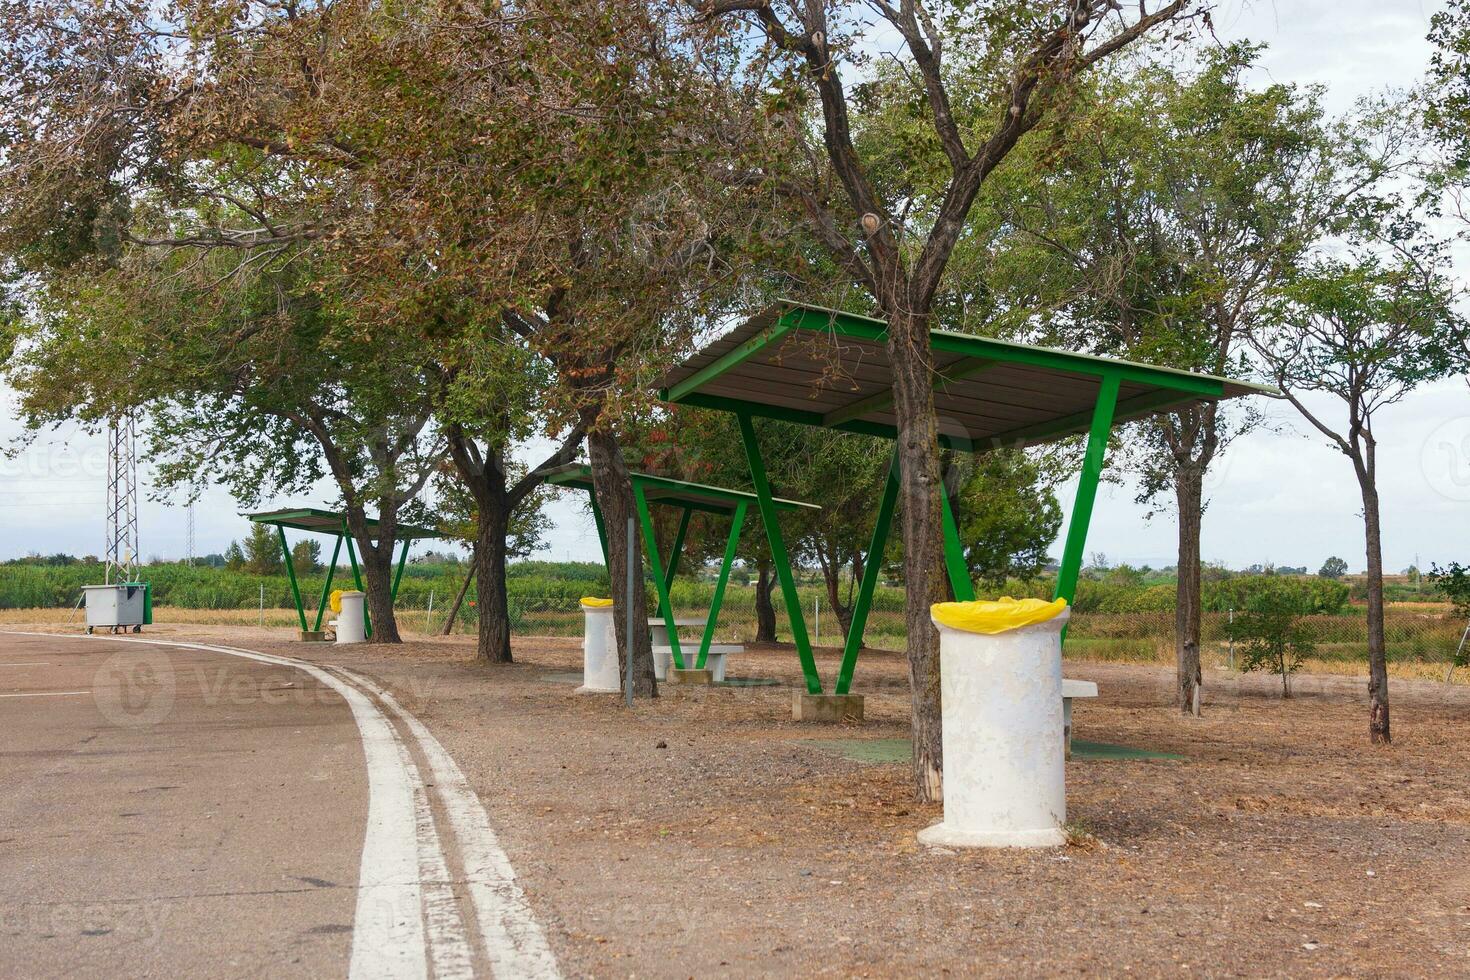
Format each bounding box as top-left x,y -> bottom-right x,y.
20,582 -> 1460,672
482,596 -> 1470,672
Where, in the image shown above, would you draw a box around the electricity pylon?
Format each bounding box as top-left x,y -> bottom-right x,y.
105,415 -> 140,584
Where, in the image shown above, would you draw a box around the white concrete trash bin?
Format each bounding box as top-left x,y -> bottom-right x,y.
336,591 -> 367,645
919,597 -> 1071,849
578,598 -> 621,693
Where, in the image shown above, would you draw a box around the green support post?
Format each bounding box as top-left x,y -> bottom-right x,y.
344,534 -> 371,638
313,534 -> 343,631
834,450 -> 899,695
940,486 -> 976,602
590,498 -> 610,567
277,525 -> 308,632
697,500 -> 746,670
663,507 -> 693,591
737,412 -> 821,694
1053,373 -> 1121,615
633,484 -> 686,671
390,539 -> 410,601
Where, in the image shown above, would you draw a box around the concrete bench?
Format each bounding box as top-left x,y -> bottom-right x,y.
654,644 -> 742,683
1062,679 -> 1098,759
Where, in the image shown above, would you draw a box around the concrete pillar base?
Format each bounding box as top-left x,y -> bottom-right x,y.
575,684 -> 622,695
298,630 -> 328,642
918,822 -> 1065,849
792,693 -> 864,722
666,668 -> 713,686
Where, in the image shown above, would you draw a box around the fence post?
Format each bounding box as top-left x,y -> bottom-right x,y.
425,588 -> 435,633
1447,618 -> 1470,684
625,516 -> 635,709
259,584 -> 264,627
814,595 -> 819,645
1227,607 -> 1234,671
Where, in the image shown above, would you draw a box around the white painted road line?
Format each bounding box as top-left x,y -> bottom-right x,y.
398,718 -> 476,980
0,689 -> 89,698
2,631 -> 561,980
339,667 -> 563,980
0,662 -> 52,667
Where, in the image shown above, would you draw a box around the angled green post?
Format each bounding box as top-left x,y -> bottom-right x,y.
834,450 -> 899,695
312,533 -> 343,631
344,532 -> 371,638
634,483 -> 685,671
737,412 -> 821,694
1054,373 -> 1121,613
940,485 -> 976,602
277,525 -> 308,632
663,507 -> 693,591
390,538 -> 411,601
697,500 -> 746,670
589,496 -> 610,567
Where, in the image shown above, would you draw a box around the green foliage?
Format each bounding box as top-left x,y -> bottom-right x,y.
1428,2 -> 1470,168
1206,576 -> 1350,616
1430,563 -> 1470,623
1318,556 -> 1348,579
1224,582 -> 1317,697
291,539 -> 322,574
244,523 -> 284,576
224,542 -> 245,571
946,449 -> 1064,589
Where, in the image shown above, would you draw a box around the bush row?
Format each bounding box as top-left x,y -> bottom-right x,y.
0,561 -> 1364,620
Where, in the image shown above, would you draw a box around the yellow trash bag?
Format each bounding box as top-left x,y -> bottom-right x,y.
329,589 -> 345,614
579,597 -> 615,608
931,596 -> 1068,635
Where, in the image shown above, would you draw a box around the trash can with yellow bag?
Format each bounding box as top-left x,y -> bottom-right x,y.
334,589 -> 367,645
918,596 -> 1070,849
577,597 -> 620,693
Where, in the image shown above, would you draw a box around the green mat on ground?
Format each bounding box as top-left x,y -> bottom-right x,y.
542,671 -> 780,688
799,737 -> 1183,763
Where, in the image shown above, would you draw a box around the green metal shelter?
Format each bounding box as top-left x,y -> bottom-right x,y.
246,507 -> 440,638
658,300 -> 1273,695
542,463 -> 818,673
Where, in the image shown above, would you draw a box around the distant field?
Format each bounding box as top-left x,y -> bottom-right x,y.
7,601 -> 1465,684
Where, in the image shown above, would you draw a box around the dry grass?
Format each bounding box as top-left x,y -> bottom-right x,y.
5,606 -> 1467,687
0,606 -> 455,634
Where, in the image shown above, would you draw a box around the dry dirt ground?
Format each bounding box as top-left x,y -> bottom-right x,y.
18,621 -> 1470,977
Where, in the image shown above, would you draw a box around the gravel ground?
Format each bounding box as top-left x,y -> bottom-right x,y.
26,621 -> 1470,977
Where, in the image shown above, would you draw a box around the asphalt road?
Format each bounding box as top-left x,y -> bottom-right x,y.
0,632 -> 559,980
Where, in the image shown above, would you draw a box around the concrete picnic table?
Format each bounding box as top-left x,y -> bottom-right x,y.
647,617 -> 705,647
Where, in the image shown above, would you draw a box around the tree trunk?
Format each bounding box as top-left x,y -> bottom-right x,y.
822,564 -> 854,642
353,538 -> 402,643
585,424 -> 657,698
888,309 -> 946,804
473,505 -> 513,663
1357,459 -> 1390,743
1174,465 -> 1204,716
441,557 -> 475,636
754,561 -> 778,642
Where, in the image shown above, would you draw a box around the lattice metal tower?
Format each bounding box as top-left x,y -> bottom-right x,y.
105,415 -> 140,584
186,501 -> 196,566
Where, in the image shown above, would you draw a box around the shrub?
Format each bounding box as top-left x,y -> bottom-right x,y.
1206,575 -> 1349,615
1225,581 -> 1316,697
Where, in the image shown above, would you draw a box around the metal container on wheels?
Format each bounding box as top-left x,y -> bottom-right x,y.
83,583 -> 152,634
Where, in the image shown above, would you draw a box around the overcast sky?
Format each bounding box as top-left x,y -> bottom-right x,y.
1,1 -> 1462,575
